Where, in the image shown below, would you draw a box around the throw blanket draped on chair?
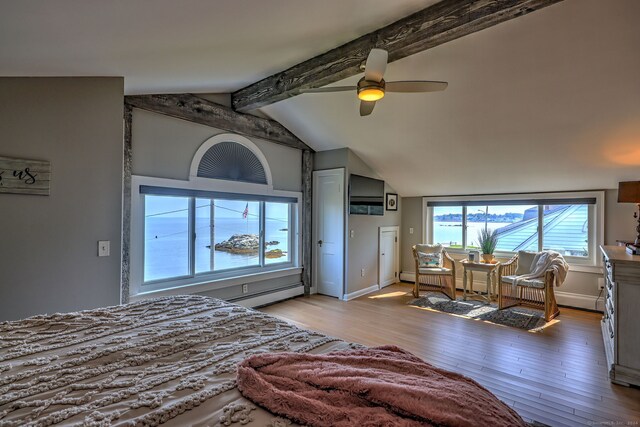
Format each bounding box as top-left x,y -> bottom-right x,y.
237,345 -> 527,427
514,250 -> 569,288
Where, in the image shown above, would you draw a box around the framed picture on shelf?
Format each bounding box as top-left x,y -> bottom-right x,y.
386,193 -> 398,211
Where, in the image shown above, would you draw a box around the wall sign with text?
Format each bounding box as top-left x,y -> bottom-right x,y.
0,156 -> 51,196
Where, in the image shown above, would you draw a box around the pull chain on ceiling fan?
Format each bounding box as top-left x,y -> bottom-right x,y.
301,48 -> 448,116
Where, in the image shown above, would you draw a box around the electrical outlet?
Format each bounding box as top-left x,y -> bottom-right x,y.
350,230 -> 355,238
597,277 -> 605,290
98,241 -> 110,257
361,268 -> 365,277
242,284 -> 248,294
409,227 -> 414,235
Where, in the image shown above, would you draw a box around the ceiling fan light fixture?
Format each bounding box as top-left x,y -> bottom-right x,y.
358,87 -> 385,101
357,78 -> 386,101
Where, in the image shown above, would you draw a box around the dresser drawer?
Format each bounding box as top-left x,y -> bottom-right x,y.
604,258 -> 614,283
606,286 -> 615,311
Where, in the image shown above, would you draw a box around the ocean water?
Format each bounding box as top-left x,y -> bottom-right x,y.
144,217 -> 290,282
434,221 -> 511,248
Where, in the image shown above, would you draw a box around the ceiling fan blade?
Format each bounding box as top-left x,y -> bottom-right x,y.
386,81 -> 448,93
300,86 -> 356,93
364,48 -> 388,83
360,101 -> 376,116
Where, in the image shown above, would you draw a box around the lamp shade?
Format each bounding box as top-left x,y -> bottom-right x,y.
618,181 -> 640,203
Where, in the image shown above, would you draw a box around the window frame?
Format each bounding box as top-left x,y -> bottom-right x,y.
130,175 -> 302,298
422,191 -> 604,271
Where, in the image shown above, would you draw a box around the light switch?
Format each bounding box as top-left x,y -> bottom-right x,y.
409,227 -> 414,235
98,240 -> 110,257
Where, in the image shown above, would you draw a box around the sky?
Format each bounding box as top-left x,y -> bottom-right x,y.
145,196 -> 288,220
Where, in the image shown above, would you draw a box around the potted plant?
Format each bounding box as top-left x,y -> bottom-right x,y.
477,228 -> 498,263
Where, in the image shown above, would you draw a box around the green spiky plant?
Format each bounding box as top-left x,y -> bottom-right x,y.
477,228 -> 498,255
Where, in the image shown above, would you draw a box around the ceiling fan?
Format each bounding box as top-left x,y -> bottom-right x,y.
300,48 -> 448,116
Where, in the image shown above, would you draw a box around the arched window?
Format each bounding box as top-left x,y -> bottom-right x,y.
189,133 -> 272,187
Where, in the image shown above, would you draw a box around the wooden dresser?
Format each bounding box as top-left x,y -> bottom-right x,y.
600,245 -> 640,386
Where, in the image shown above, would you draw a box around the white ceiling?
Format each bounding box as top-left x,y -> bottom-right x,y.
263,0 -> 640,196
1,0 -> 639,197
0,0 -> 436,94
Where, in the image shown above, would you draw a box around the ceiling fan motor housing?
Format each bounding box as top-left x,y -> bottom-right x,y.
357,77 -> 385,101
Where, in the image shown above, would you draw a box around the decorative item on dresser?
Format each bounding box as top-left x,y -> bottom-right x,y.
600,245 -> 640,387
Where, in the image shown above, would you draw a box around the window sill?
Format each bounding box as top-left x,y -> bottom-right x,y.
130,267 -> 303,301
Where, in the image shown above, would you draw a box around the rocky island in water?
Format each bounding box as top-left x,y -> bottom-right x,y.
213,234 -> 286,259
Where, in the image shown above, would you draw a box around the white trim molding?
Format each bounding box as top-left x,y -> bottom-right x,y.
232,285 -> 304,308
342,284 -> 379,301
555,290 -> 602,312
130,267 -> 303,302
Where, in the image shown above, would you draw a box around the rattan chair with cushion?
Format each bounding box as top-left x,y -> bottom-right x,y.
412,244 -> 456,299
497,251 -> 560,321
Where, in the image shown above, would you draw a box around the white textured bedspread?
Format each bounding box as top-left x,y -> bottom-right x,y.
0,295 -> 353,426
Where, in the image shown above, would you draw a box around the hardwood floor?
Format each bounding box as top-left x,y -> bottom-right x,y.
261,283 -> 640,427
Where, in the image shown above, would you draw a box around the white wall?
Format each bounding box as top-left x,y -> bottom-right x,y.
264,0 -> 640,199
0,77 -> 124,321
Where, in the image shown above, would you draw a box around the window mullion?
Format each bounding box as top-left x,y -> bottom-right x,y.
537,204 -> 543,252
462,206 -> 467,250
259,202 -> 266,267
210,199 -> 215,272
189,197 -> 196,277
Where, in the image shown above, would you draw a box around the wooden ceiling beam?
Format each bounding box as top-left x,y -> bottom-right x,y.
231,0 -> 563,112
125,94 -> 312,151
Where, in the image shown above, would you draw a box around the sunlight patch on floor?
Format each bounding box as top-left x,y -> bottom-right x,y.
368,291 -> 408,299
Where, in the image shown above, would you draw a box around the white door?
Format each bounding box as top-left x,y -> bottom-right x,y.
379,226 -> 399,288
313,169 -> 345,298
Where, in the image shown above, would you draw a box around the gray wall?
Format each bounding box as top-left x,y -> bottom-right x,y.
346,150 -> 401,294
0,77 -> 124,321
400,188 -> 638,305
130,108 -> 303,298
400,197 -> 424,274
132,109 -> 301,191
313,148 -> 402,296
314,147 -> 348,171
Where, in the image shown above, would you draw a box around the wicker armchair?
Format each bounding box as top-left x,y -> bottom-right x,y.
412,244 -> 456,299
497,252 -> 560,321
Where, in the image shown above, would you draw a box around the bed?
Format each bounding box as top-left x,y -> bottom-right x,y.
0,295 -> 354,426
1,295 -> 532,427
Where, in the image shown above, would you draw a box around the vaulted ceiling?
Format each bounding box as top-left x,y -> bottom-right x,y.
0,0 -> 436,93
2,0 -> 639,197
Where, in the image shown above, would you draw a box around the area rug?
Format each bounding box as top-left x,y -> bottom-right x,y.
408,292 -> 548,331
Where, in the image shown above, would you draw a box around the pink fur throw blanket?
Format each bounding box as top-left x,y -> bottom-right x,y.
237,345 -> 526,427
